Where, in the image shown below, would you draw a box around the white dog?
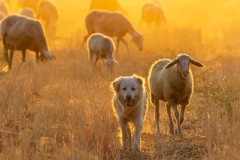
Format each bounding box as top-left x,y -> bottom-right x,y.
111,75 -> 147,151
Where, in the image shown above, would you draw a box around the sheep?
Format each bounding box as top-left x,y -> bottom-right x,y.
84,10 -> 143,52
18,0 -> 40,11
0,1 -> 9,17
87,33 -> 118,73
89,0 -> 126,13
1,15 -> 54,69
148,54 -> 203,138
36,0 -> 59,36
140,1 -> 167,27
20,8 -> 35,18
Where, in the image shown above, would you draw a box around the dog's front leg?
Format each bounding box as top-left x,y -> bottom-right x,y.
119,119 -> 129,150
133,118 -> 143,151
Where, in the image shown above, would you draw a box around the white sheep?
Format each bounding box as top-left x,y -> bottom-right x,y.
1,15 -> 54,69
0,1 -> 9,18
20,8 -> 35,18
18,0 -> 40,11
148,53 -> 203,138
140,1 -> 167,27
87,33 -> 118,73
36,0 -> 59,36
84,10 -> 143,52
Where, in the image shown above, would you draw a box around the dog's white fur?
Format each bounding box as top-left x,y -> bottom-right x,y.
111,75 -> 147,151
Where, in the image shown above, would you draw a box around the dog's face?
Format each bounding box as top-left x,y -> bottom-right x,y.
112,75 -> 144,107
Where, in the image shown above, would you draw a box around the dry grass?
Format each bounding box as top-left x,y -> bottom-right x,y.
0,23 -> 239,160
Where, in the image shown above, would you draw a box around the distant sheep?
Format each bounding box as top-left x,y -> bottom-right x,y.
148,54 -> 203,138
1,15 -> 54,68
0,10 -> 5,20
141,1 -> 167,27
89,0 -> 126,13
87,33 -> 118,73
0,1 -> 9,19
18,0 -> 40,11
36,0 -> 59,35
84,10 -> 143,52
20,8 -> 35,18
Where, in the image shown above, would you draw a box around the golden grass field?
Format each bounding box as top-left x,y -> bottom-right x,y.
0,0 -> 239,159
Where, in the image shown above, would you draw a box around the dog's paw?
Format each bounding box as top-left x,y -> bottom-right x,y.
133,147 -> 140,152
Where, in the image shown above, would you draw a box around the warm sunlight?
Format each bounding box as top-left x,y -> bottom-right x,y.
0,0 -> 239,159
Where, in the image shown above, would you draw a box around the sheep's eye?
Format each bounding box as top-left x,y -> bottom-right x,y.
132,87 -> 136,91
122,87 -> 127,91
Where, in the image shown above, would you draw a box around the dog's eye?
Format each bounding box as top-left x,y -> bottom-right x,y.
132,87 -> 136,91
122,87 -> 127,91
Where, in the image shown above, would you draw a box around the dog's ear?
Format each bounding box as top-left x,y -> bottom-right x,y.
133,74 -> 145,87
111,77 -> 122,92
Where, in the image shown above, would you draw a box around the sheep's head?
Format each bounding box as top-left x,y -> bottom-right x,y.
39,51 -> 56,62
107,59 -> 118,73
131,32 -> 144,51
165,53 -> 203,78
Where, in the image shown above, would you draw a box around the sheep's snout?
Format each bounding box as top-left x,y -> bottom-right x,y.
107,60 -> 114,66
183,70 -> 189,77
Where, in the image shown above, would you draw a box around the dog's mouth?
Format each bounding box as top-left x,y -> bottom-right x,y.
124,97 -> 135,107
125,101 -> 132,107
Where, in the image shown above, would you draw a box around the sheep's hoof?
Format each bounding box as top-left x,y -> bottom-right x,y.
170,128 -> 174,135
175,129 -> 183,139
154,126 -> 160,135
121,146 -> 130,152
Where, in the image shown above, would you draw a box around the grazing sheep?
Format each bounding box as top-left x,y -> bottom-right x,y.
1,15 -> 54,68
89,0 -> 126,13
0,10 -> 4,20
148,54 -> 203,138
36,0 -> 59,35
84,10 -> 143,52
20,8 -> 35,18
87,33 -> 118,73
18,0 -> 40,11
140,1 -> 167,27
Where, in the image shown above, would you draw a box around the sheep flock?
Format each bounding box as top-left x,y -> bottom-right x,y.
1,0 -> 230,159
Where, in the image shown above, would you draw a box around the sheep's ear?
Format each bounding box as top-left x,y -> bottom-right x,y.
111,77 -> 122,92
190,58 -> 203,67
165,59 -> 178,69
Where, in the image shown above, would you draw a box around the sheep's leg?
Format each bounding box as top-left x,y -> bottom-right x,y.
89,51 -> 93,64
172,104 -> 183,138
92,56 -> 99,73
150,93 -> 155,104
22,49 -> 26,62
4,48 -> 9,66
166,103 -> 174,134
133,118 -> 143,151
116,38 -> 120,53
9,49 -> 14,69
35,52 -> 39,63
119,38 -> 129,53
180,105 -> 186,125
154,99 -> 160,134
83,34 -> 90,44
